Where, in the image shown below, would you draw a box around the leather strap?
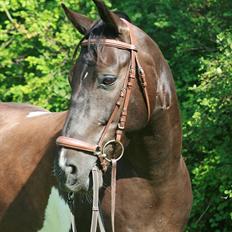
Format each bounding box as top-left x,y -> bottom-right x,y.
135,54 -> 151,121
90,166 -> 100,232
57,136 -> 98,153
98,213 -> 106,232
81,39 -> 137,51
70,167 -> 104,232
111,159 -> 117,232
122,18 -> 151,121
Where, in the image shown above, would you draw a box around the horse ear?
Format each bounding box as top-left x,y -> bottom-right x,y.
62,4 -> 93,35
92,0 -> 129,37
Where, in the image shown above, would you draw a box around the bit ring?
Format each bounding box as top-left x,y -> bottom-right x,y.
102,140 -> 124,162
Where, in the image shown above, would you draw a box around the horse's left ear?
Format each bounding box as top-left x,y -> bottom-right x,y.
62,4 -> 93,35
92,0 -> 129,39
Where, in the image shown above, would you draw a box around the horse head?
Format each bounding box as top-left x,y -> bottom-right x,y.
55,0 -> 159,194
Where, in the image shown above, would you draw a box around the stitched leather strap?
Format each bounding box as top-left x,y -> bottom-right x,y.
111,159 -> 117,232
122,18 -> 151,122
81,39 -> 137,51
57,136 -> 98,153
90,167 -> 100,232
135,54 -> 151,121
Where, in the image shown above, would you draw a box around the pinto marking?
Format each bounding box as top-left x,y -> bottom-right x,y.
39,187 -> 71,232
26,111 -> 51,118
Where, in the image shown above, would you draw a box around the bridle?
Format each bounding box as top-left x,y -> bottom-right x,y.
56,19 -> 151,232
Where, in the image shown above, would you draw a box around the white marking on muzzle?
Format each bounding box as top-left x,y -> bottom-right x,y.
59,148 -> 67,170
26,111 -> 51,118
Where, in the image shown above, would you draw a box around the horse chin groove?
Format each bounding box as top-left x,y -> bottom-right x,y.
65,176 -> 90,193
65,184 -> 82,193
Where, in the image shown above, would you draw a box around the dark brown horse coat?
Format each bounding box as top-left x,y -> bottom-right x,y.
0,103 -> 66,231
0,1 -> 192,231
55,1 -> 193,232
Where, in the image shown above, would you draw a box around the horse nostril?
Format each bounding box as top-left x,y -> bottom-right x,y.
66,164 -> 77,175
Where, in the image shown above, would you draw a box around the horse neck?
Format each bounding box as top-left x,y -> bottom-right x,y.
126,49 -> 182,183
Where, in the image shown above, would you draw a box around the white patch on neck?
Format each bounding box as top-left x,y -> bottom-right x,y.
38,187 -> 71,232
26,111 -> 51,118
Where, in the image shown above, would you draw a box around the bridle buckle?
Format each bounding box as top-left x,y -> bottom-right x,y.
94,146 -> 102,157
117,123 -> 125,130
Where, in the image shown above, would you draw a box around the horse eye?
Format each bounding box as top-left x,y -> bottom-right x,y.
102,76 -> 117,86
102,75 -> 117,85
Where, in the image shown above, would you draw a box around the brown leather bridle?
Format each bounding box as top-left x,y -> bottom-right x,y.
56,19 -> 151,232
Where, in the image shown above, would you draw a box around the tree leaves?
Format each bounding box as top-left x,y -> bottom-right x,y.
0,0 -> 107,111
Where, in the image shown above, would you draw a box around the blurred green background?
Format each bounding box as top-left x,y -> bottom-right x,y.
0,0 -> 231,231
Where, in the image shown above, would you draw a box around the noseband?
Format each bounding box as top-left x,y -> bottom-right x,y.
56,19 -> 151,232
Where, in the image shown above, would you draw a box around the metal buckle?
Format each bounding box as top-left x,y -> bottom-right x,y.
117,122 -> 125,130
102,140 -> 124,162
94,145 -> 102,157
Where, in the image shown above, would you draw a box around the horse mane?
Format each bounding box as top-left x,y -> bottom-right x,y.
113,11 -> 131,22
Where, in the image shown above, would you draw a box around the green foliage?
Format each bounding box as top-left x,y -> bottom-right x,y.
0,0 -> 110,111
183,30 -> 232,231
0,0 -> 232,231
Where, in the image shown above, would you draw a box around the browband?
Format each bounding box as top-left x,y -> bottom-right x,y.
81,39 -> 137,51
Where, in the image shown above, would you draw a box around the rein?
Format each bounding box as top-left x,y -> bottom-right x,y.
56,19 -> 151,232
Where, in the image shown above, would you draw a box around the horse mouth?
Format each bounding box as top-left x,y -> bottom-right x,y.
64,175 -> 90,192
54,157 -> 103,193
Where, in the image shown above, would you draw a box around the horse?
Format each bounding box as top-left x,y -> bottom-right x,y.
0,103 -> 70,232
53,1 -> 193,231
